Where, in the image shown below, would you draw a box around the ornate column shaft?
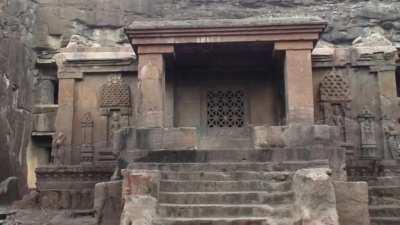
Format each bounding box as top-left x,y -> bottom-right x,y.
136,45 -> 173,128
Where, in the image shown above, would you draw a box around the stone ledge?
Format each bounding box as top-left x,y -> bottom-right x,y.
128,17 -> 326,30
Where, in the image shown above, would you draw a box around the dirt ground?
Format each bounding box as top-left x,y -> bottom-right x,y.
4,209 -> 96,225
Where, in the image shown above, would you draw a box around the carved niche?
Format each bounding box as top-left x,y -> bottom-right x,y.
319,68 -> 351,142
357,107 -> 377,159
99,74 -> 132,145
80,112 -> 94,164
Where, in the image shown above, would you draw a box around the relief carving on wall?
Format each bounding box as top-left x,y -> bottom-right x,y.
51,132 -> 66,165
80,112 -> 94,164
383,120 -> 400,160
357,107 -> 377,159
98,74 -> 132,162
319,68 -> 351,143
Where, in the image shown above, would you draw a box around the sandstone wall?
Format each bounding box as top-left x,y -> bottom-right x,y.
0,0 -> 37,192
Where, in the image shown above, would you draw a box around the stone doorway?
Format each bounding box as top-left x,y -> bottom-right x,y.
169,43 -> 285,149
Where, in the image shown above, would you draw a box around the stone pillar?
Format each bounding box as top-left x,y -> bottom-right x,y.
137,45 -> 174,128
371,65 -> 399,159
275,41 -> 315,124
54,78 -> 75,164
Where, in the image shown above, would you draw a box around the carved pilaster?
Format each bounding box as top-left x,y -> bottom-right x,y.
80,112 -> 94,164
357,107 -> 378,159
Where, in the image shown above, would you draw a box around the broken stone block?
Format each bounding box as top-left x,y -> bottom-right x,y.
120,170 -> 159,225
94,181 -> 122,225
334,181 -> 370,225
0,177 -> 19,205
122,170 -> 160,198
120,195 -> 157,225
293,168 -> 339,225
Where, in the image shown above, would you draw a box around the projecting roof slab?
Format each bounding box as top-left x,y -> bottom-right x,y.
125,17 -> 327,47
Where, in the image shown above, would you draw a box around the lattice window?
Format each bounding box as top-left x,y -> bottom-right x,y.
99,75 -> 131,108
320,69 -> 351,102
207,90 -> 245,128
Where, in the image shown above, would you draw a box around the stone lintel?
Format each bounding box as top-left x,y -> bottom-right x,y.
137,45 -> 174,55
126,17 -> 326,46
274,41 -> 314,50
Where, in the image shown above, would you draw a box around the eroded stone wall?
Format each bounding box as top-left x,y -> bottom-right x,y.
0,0 -> 37,193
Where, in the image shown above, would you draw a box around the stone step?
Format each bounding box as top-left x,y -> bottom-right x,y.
158,191 -> 295,205
157,204 -> 293,218
129,149 -> 330,163
154,217 -> 295,225
159,180 -> 292,193
369,196 -> 400,206
160,171 -> 291,181
370,217 -> 400,225
370,205 -> 400,217
369,186 -> 400,200
128,160 -> 328,172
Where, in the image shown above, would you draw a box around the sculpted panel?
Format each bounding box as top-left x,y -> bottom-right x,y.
319,68 -> 351,143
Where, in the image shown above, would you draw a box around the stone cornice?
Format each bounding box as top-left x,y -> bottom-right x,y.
125,17 -> 327,46
55,47 -> 137,79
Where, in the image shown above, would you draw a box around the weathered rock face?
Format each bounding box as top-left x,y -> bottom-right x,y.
334,181 -> 371,225
94,181 -> 123,225
292,168 -> 340,225
31,0 -> 400,51
0,0 -> 37,194
0,177 -> 19,205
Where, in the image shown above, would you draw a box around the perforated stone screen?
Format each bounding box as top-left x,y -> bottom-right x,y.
207,90 -> 245,128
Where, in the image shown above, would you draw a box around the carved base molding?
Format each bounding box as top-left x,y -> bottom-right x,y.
36,165 -> 114,209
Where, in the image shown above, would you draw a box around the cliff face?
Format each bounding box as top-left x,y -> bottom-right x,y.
0,0 -> 37,192
32,0 -> 400,50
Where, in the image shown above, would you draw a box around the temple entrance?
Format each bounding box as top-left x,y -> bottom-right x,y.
172,43 -> 285,129
169,43 -> 285,149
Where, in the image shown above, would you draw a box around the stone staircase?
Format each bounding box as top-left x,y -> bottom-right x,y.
369,185 -> 400,225
127,149 -> 330,225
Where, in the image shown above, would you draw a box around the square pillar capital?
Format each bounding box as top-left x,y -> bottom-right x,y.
274,41 -> 314,51
137,45 -> 174,55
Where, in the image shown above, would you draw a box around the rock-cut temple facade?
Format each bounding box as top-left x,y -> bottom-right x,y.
4,15 -> 400,225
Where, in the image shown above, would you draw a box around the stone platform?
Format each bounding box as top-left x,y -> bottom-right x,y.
35,165 -> 114,209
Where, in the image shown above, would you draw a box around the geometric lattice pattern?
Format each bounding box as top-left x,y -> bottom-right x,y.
320,69 -> 351,102
99,75 -> 131,108
207,90 -> 245,128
